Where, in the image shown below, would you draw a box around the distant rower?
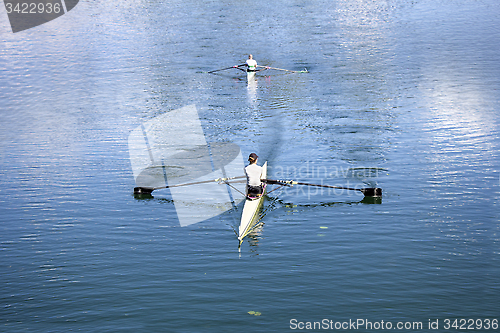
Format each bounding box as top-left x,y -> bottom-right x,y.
244,153 -> 264,197
245,54 -> 257,72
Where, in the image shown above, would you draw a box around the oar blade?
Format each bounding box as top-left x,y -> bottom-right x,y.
360,188 -> 382,197
134,187 -> 154,194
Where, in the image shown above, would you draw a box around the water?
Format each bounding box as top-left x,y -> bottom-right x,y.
1,0 -> 499,332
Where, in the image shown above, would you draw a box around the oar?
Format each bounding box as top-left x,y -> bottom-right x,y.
257,65 -> 308,73
134,175 -> 246,194
262,179 -> 382,197
207,65 -> 244,73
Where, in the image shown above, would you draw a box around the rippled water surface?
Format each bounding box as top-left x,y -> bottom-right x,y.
1,0 -> 499,332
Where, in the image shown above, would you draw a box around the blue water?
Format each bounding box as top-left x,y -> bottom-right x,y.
1,0 -> 499,332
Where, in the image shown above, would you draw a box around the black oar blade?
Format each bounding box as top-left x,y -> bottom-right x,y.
134,187 -> 154,194
360,188 -> 382,197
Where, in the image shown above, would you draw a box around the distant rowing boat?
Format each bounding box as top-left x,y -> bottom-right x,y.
208,65 -> 308,74
238,161 -> 267,243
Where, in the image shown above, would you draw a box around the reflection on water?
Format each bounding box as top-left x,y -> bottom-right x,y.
239,223 -> 265,257
246,72 -> 258,108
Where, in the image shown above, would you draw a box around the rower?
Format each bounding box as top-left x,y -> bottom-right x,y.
244,153 -> 263,197
245,54 -> 257,72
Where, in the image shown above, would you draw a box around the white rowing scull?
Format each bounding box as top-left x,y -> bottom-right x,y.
238,161 -> 267,243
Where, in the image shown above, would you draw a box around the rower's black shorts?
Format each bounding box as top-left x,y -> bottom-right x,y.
247,185 -> 263,197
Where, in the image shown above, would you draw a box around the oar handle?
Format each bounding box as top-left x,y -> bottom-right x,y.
261,179 -> 294,186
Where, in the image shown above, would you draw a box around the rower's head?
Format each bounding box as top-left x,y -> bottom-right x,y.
248,153 -> 258,164
248,54 -> 253,59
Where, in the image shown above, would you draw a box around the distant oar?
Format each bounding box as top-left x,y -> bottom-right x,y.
207,65 -> 244,73
134,175 -> 246,194
262,179 -> 382,197
257,65 -> 308,73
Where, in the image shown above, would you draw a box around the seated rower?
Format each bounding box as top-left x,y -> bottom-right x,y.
244,153 -> 263,197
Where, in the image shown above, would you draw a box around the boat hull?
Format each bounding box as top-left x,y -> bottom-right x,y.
246,71 -> 256,81
238,161 -> 267,242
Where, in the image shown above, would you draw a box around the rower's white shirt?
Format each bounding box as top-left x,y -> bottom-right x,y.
246,59 -> 257,69
245,163 -> 263,186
